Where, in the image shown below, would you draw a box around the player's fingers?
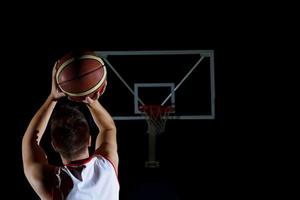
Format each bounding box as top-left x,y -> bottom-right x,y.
95,91 -> 100,100
52,61 -> 58,76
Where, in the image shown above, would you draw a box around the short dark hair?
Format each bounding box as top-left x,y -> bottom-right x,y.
50,105 -> 90,159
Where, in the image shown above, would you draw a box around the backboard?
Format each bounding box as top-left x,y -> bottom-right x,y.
95,50 -> 215,120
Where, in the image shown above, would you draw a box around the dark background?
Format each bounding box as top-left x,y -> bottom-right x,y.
0,8 -> 271,199
5,44 -> 249,200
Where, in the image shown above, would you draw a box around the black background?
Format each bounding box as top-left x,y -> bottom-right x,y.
0,6 -> 272,199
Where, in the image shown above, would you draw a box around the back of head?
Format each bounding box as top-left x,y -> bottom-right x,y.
50,105 -> 90,159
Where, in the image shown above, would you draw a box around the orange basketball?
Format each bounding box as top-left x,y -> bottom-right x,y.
55,51 -> 107,101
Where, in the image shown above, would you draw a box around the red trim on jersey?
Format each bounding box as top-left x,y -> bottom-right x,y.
63,154 -> 119,185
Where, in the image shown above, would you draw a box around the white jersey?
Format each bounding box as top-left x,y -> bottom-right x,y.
54,155 -> 119,200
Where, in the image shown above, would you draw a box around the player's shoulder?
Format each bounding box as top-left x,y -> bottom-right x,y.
93,154 -> 119,179
93,154 -> 117,169
93,154 -> 109,164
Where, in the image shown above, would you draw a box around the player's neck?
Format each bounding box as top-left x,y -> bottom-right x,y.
61,149 -> 90,165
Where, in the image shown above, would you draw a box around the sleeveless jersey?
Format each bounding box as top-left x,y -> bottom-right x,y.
54,155 -> 119,200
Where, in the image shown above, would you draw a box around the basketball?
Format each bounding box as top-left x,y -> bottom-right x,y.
55,51 -> 107,101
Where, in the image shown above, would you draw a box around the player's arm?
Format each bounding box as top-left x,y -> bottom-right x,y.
22,63 -> 65,198
22,95 -> 57,197
85,96 -> 118,170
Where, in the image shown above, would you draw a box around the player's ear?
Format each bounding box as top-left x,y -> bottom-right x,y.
51,141 -> 58,152
88,135 -> 91,147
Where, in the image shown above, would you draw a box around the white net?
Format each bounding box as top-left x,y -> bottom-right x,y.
140,105 -> 173,134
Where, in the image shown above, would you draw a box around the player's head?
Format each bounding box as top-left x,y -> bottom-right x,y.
50,105 -> 90,159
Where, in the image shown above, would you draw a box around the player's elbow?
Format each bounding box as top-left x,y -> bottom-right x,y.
102,119 -> 116,131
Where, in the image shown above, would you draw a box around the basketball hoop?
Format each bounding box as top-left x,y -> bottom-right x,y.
139,104 -> 173,134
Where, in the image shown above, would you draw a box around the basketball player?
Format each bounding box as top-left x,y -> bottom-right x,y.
22,63 -> 119,199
